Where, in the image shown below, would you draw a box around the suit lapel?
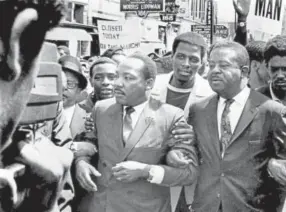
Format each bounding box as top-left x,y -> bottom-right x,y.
108,103 -> 124,151
205,95 -> 221,156
119,101 -> 155,162
228,90 -> 259,145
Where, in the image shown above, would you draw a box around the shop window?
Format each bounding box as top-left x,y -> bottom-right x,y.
74,4 -> 84,24
77,41 -> 89,57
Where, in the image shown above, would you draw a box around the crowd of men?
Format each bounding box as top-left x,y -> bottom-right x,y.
2,0 -> 286,212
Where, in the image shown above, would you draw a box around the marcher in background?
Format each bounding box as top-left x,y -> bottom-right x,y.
58,45 -> 71,57
58,55 -> 88,138
257,35 -> 286,105
246,41 -> 269,89
168,41 -> 286,212
101,47 -> 126,64
80,57 -> 118,113
75,52 -> 198,212
152,31 -> 213,212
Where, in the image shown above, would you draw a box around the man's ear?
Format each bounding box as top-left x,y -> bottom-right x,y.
145,78 -> 155,90
250,60 -> 260,73
241,65 -> 250,78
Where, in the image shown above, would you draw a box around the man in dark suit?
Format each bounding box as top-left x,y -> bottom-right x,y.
168,41 -> 286,212
75,52 -> 198,212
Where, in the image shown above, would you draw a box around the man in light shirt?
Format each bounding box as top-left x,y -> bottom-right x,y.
167,41 -> 286,212
59,55 -> 88,138
75,52 -> 198,212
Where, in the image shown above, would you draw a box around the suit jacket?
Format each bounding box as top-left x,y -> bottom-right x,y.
152,72 -> 214,119
77,98 -> 198,212
256,85 -> 272,100
152,72 -> 213,211
189,90 -> 286,212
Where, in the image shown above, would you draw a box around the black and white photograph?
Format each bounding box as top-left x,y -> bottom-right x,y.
1,0 -> 286,212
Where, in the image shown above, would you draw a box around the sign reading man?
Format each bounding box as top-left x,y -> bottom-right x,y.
248,0 -> 285,41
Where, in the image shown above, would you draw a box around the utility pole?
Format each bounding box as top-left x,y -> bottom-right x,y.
206,0 -> 214,44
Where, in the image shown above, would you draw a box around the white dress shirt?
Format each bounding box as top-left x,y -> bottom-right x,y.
217,86 -> 251,139
123,101 -> 147,129
64,105 -> 75,127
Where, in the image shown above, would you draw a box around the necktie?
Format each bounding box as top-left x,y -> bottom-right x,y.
220,99 -> 234,157
123,106 -> 135,144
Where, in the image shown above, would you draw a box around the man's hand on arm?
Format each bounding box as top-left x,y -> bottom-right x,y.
75,160 -> 101,192
171,121 -> 195,142
268,158 -> 286,186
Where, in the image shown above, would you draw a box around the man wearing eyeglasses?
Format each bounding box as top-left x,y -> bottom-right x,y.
58,55 -> 88,138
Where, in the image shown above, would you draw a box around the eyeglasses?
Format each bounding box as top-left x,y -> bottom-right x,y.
66,81 -> 79,89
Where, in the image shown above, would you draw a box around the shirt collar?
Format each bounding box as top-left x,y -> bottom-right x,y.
269,83 -> 282,103
124,101 -> 147,116
218,86 -> 250,106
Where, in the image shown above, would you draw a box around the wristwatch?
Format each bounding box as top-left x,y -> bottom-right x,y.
238,22 -> 246,27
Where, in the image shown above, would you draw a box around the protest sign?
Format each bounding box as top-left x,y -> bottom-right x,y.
248,0 -> 285,40
98,19 -> 141,55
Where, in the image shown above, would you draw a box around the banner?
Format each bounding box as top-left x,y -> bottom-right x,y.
248,0 -> 285,41
98,19 -> 141,55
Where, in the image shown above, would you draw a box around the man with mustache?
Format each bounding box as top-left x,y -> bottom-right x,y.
256,35 -> 286,190
75,52 -> 198,212
257,35 -> 286,105
168,41 -> 286,212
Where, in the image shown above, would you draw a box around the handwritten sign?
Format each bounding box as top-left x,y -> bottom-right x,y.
98,19 -> 141,55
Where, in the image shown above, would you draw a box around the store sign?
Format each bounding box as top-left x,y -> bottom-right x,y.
191,25 -> 229,39
160,14 -> 176,22
120,0 -> 164,12
98,19 -> 141,55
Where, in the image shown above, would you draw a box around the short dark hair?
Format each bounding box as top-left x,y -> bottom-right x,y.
209,41 -> 249,67
89,57 -> 117,78
101,47 -> 125,58
128,52 -> 157,80
246,41 -> 266,62
57,45 -> 70,55
172,32 -> 207,59
264,35 -> 286,64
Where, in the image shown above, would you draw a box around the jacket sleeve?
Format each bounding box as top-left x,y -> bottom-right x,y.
233,24 -> 247,46
271,103 -> 286,159
159,108 -> 198,187
51,101 -> 73,147
74,103 -> 99,165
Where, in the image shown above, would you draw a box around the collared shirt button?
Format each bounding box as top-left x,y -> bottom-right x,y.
221,173 -> 224,177
217,193 -> 220,198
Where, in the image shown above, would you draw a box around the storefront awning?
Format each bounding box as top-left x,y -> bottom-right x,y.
45,27 -> 92,41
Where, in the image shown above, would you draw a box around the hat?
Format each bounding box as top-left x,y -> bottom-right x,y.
58,55 -> 87,89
